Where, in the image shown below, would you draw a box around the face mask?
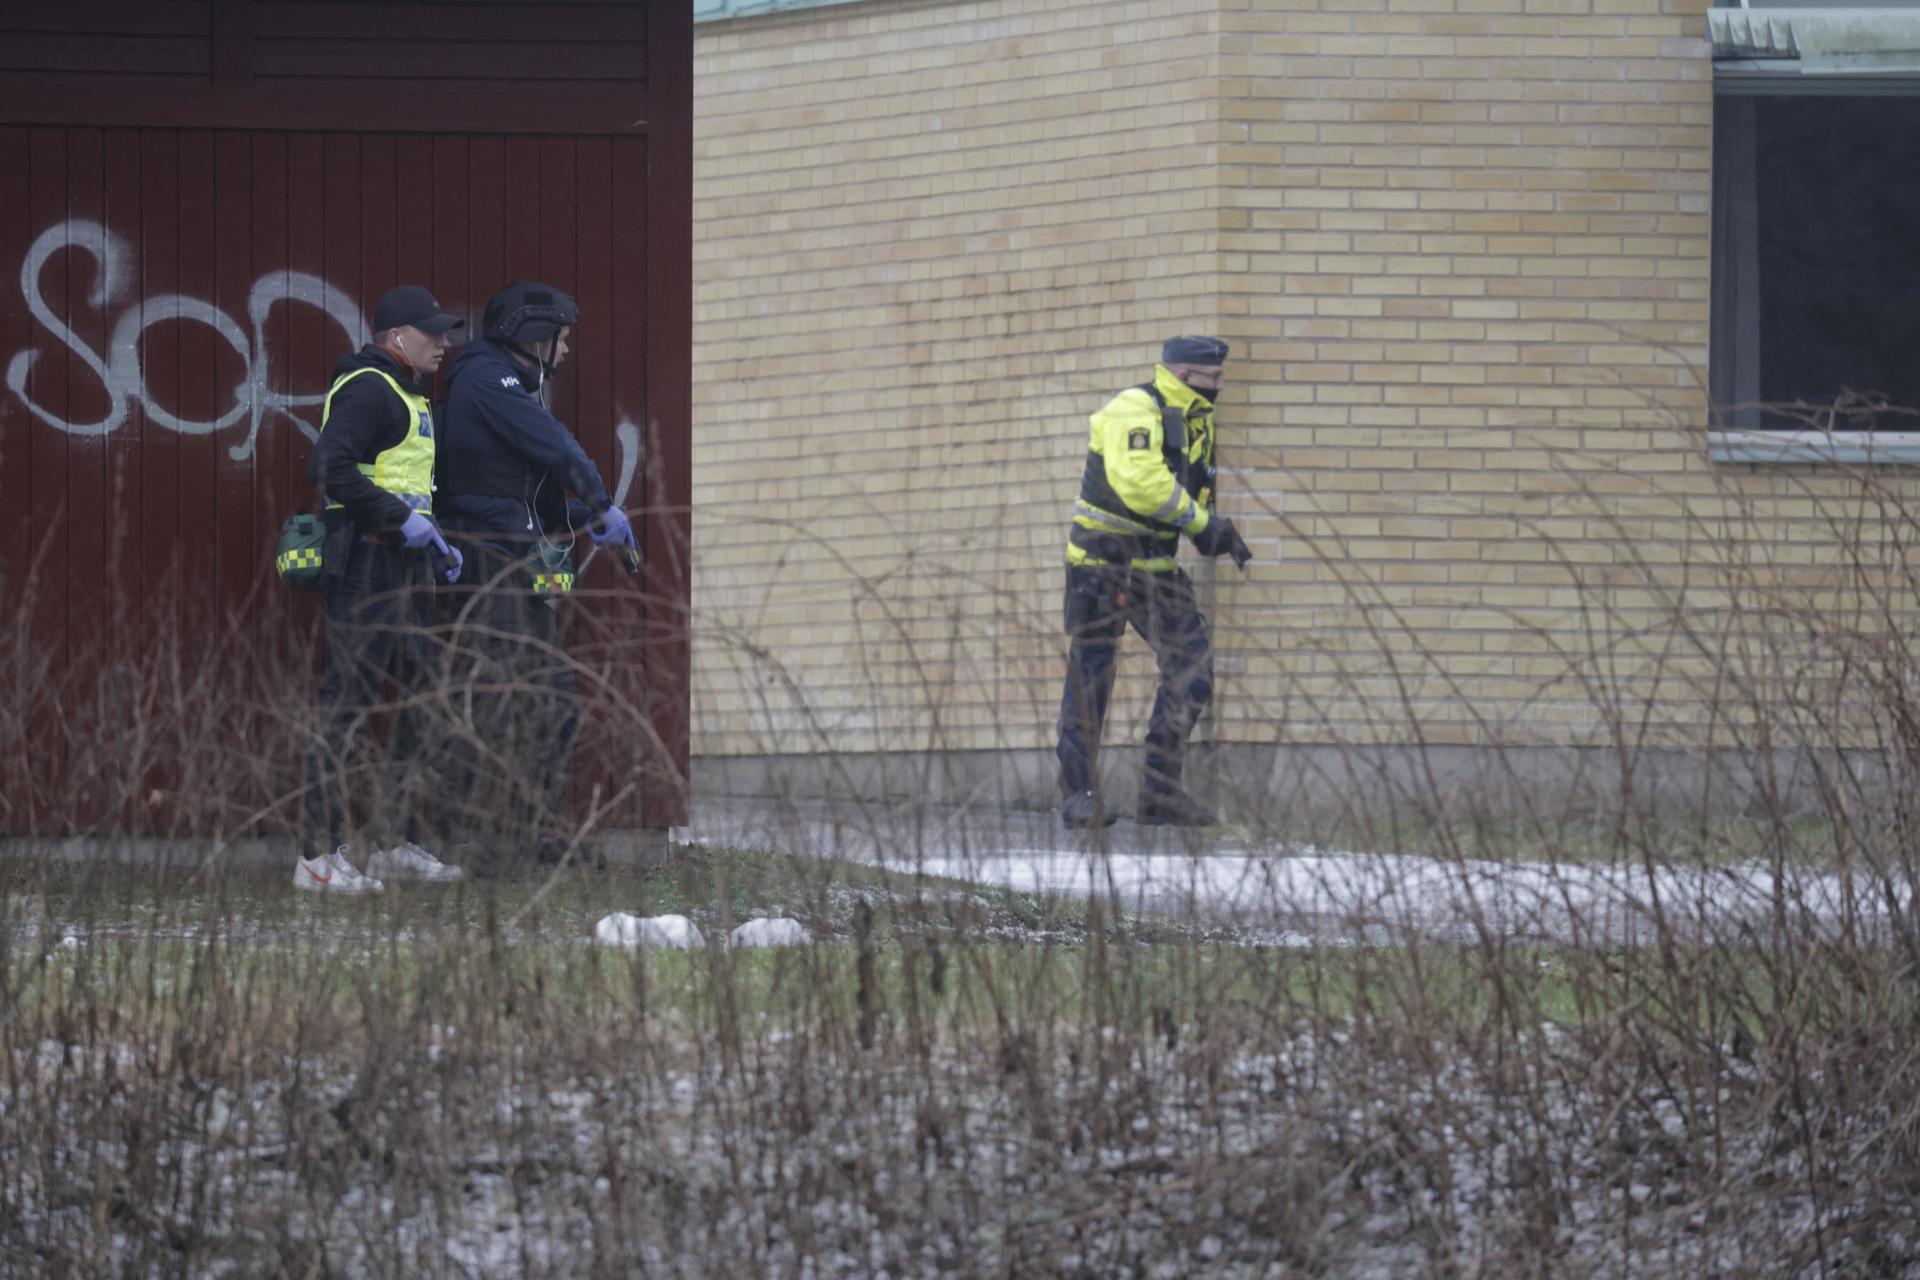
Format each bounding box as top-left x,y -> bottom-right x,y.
1182,377 -> 1219,403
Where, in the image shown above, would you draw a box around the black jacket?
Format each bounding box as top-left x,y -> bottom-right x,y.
306,345 -> 428,531
434,340 -> 613,543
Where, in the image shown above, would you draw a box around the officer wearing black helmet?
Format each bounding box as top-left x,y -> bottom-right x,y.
434,281 -> 635,874
437,282 -> 630,553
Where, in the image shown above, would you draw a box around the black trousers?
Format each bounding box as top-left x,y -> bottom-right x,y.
301,534 -> 434,857
1055,565 -> 1213,801
436,539 -> 581,871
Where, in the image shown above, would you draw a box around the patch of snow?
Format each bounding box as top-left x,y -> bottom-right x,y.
684,801 -> 1920,947
592,912 -> 705,949
730,917 -> 811,948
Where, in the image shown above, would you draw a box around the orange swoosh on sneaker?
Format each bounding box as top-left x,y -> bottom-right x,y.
304,864 -> 334,885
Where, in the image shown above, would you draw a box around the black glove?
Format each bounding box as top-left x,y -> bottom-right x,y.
1191,517 -> 1252,569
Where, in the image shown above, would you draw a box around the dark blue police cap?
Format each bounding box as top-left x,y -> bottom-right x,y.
1162,335 -> 1229,366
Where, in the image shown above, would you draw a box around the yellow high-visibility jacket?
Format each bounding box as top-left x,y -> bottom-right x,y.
1064,364 -> 1216,573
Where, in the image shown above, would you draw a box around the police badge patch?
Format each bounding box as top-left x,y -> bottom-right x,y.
1128,427 -> 1151,450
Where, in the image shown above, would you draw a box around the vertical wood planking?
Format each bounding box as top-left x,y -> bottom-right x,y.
101,128 -> 144,623
359,131 -> 398,323
213,130 -> 256,620
0,127 -> 33,596
175,129 -> 219,623
394,133 -> 434,307
241,129 -> 289,771
168,129 -> 220,831
61,128 -> 108,657
321,133 -> 361,405
18,129 -> 68,818
25,130 -> 71,690
608,135 -> 647,499
249,130 -> 290,642
570,132 -> 633,823
500,135 -> 542,288
573,136 -> 613,517
283,129 -> 332,658
467,134 -> 504,333
0,125 -> 47,814
430,133 -> 470,329
285,131 -> 326,514
536,136 -> 580,453
610,134 -> 663,824
137,129 -> 180,613
70,127 -> 116,828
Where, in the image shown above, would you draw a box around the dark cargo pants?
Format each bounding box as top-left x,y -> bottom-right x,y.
435,539 -> 581,875
1055,564 -> 1213,802
302,531 -> 434,857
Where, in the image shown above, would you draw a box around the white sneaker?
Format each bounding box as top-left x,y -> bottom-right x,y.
366,841 -> 463,883
293,847 -> 385,895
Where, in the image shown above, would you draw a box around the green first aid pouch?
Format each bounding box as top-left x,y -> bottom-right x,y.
274,511 -> 327,591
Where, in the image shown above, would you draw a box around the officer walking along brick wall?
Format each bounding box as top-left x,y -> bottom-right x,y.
1056,336 -> 1253,830
296,286 -> 469,893
434,282 -> 637,878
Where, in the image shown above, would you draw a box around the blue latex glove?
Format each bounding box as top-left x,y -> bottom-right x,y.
399,510 -> 451,556
441,543 -> 464,584
589,505 -> 636,549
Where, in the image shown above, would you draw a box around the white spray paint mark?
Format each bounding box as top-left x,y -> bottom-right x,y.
6,220 -> 365,461
238,271 -> 367,461
577,417 -> 643,576
6,219 -> 131,437
8,222 -> 645,521
613,417 -> 641,508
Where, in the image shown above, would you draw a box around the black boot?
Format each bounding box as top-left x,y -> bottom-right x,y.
1137,789 -> 1216,828
465,846 -> 534,881
1060,790 -> 1110,829
536,835 -> 606,871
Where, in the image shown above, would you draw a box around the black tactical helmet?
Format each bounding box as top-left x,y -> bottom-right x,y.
482,281 -> 580,345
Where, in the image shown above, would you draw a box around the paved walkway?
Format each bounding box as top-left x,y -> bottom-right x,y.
11,795 -> 1910,947
684,795 -> 1916,947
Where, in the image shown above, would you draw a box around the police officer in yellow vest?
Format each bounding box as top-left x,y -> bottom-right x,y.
1057,335 -> 1252,830
295,286 -> 468,894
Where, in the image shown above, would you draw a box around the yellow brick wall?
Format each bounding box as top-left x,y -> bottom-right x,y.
693,0 -> 1233,757
693,0 -> 1920,765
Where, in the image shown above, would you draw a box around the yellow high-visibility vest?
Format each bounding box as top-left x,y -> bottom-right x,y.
320,367 -> 435,513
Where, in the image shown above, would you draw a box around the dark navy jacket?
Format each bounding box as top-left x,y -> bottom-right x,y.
434,340 -> 613,545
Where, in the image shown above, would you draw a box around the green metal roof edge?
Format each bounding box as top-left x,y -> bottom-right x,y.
696,0 -> 863,22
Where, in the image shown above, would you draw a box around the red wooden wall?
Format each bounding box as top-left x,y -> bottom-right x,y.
0,1 -> 692,835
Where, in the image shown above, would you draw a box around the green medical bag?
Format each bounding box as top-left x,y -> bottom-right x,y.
274,512 -> 327,591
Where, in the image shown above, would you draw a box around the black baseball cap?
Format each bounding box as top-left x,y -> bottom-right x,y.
372,285 -> 464,335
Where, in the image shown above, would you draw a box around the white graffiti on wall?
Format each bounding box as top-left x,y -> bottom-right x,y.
6,219 -> 364,461
578,417 -> 644,575
7,220 -> 647,506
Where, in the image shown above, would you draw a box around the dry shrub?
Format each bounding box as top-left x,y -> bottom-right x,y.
2,428 -> 1920,1278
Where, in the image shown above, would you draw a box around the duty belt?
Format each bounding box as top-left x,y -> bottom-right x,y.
1070,524 -> 1164,564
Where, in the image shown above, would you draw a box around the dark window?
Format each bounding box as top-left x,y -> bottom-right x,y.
1712,94 -> 1920,432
